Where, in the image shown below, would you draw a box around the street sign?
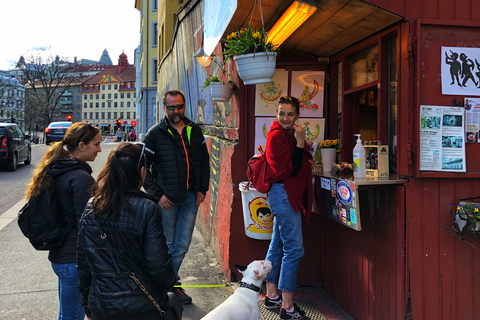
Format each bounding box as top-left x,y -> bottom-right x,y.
131,120 -> 137,126
124,121 -> 128,125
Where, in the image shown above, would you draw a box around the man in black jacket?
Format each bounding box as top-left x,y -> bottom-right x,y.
143,89 -> 210,304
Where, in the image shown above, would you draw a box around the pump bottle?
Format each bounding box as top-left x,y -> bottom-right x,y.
353,134 -> 366,178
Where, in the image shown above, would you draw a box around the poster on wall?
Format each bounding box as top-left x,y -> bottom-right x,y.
464,97 -> 480,142
254,117 -> 275,154
291,71 -> 325,117
441,46 -> 480,96
419,105 -> 466,172
255,70 -> 289,116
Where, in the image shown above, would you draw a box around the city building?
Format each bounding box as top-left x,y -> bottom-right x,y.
0,74 -> 25,129
81,53 -> 136,134
134,0 -> 182,138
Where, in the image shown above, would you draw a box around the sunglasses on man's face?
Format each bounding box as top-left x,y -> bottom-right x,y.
165,103 -> 185,111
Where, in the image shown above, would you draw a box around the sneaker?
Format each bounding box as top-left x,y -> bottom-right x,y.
264,296 -> 283,309
172,286 -> 192,304
279,303 -> 306,319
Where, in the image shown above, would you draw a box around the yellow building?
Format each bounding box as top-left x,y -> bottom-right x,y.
135,0 -> 182,136
81,53 -> 136,134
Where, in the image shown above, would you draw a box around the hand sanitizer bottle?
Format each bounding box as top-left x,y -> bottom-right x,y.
353,134 -> 366,178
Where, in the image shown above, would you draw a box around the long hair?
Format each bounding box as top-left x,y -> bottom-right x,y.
91,143 -> 146,220
25,122 -> 99,199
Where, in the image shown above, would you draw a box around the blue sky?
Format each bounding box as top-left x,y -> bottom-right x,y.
0,0 -> 140,70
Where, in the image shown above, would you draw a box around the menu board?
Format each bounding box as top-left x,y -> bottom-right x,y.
419,105 -> 466,172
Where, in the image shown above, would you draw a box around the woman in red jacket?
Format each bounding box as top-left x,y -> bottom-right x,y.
263,96 -> 314,320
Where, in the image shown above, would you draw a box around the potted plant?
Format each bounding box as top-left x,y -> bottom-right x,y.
222,24 -> 279,85
202,58 -> 235,102
316,139 -> 339,173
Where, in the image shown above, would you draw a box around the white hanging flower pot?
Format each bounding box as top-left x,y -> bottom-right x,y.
234,52 -> 277,85
209,82 -> 234,102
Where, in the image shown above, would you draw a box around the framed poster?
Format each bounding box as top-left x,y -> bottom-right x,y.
442,46 -> 480,96
255,70 -> 289,116
254,117 -> 275,154
291,71 -> 325,117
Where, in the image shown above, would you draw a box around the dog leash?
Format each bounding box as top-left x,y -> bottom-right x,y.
173,283 -> 237,288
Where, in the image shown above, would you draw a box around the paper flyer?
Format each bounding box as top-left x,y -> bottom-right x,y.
419,105 -> 466,172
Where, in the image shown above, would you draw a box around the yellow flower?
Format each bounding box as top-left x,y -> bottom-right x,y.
229,32 -> 236,39
239,29 -> 244,34
253,32 -> 261,39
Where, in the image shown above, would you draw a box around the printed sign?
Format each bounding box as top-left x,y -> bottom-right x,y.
336,180 -> 352,205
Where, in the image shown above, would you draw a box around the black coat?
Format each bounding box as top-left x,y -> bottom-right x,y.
143,116 -> 210,203
48,157 -> 94,263
77,189 -> 176,318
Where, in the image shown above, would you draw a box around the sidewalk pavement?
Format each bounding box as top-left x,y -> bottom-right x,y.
181,224 -> 354,320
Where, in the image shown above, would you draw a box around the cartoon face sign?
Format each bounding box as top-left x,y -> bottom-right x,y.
249,197 -> 273,226
257,207 -> 273,225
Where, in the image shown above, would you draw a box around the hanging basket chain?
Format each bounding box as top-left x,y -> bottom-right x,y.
248,0 -> 265,29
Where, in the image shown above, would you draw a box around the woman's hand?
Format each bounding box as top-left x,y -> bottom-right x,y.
293,124 -> 306,148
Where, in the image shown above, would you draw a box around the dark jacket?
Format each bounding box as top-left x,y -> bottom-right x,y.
48,157 -> 94,263
143,116 -> 210,203
77,189 -> 175,318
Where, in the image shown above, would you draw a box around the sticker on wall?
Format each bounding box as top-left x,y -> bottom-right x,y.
255,70 -> 289,116
350,208 -> 357,225
336,180 -> 352,205
291,71 -> 325,117
246,197 -> 274,234
254,117 -> 276,154
441,46 -> 480,96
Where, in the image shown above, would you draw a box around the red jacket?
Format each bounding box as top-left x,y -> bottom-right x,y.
264,121 -> 313,223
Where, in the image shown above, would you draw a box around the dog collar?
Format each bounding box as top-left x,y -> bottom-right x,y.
238,281 -> 261,292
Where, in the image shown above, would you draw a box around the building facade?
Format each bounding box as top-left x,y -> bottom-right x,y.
81,53 -> 136,134
0,74 -> 25,129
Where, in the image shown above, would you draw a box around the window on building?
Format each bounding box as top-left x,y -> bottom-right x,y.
114,93 -> 118,99
133,112 -> 136,119
153,0 -> 158,10
90,103 -> 93,108
128,83 -> 131,88
76,96 -> 80,101
127,102 -> 131,107
121,93 -> 124,99
108,102 -> 111,108
114,84 -> 118,90
102,85 -> 105,90
120,112 -> 124,119
95,112 -> 99,119
108,112 -> 111,119
84,94 -> 87,100
102,102 -> 105,108
114,102 -> 118,108
101,112 -> 105,119
152,58 -> 158,83
108,84 -> 111,90
127,112 -> 130,119
108,93 -> 111,99
102,94 -> 105,99
153,22 -> 158,46
90,112 -> 93,119
114,112 -> 118,119
96,94 -> 99,99
96,102 -> 99,108
89,94 -> 92,99
84,112 -> 87,119
84,103 -> 87,108
127,93 -> 131,98
134,93 -> 136,98
76,88 -> 80,92
121,102 -> 124,107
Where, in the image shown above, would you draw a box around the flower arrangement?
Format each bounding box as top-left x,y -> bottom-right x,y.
318,139 -> 339,149
222,24 -> 278,60
202,58 -> 233,89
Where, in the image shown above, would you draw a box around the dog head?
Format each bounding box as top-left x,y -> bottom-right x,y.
235,260 -> 272,283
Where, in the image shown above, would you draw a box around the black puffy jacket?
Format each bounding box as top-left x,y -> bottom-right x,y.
49,157 -> 94,263
77,189 -> 176,318
143,116 -> 210,203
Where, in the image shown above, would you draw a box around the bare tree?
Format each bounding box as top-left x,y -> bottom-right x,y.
16,49 -> 75,128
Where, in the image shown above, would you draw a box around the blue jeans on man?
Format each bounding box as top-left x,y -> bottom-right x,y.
51,262 -> 85,320
265,183 -> 305,293
160,191 -> 198,282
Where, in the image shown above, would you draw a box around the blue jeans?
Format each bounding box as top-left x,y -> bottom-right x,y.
51,262 -> 85,320
265,183 -> 305,293
160,191 -> 198,283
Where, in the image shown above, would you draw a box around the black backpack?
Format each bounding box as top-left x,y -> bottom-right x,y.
18,182 -> 73,250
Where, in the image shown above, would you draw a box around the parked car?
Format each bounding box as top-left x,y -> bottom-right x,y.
0,123 -> 31,171
45,121 -> 72,145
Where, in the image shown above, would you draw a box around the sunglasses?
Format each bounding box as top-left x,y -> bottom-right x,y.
165,103 -> 185,111
77,124 -> 92,146
135,143 -> 154,170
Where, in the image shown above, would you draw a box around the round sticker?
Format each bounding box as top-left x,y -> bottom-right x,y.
336,180 -> 352,205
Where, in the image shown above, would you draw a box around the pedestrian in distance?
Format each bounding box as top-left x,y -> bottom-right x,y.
262,96 -> 314,320
143,89 -> 210,304
116,128 -> 123,142
25,122 -> 102,320
128,130 -> 136,142
77,143 -> 177,320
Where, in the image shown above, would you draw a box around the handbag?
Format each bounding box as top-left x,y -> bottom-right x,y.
94,219 -> 182,320
246,146 -> 271,193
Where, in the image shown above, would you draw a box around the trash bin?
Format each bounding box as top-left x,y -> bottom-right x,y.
239,181 -> 273,240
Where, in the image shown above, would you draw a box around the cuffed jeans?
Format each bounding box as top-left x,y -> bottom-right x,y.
160,191 -> 198,283
51,262 -> 85,320
265,183 -> 305,293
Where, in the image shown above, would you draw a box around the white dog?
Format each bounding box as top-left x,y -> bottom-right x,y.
201,260 -> 272,320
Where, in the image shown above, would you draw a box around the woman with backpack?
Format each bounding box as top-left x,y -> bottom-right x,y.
25,122 -> 102,320
77,143 -> 178,320
262,96 -> 314,320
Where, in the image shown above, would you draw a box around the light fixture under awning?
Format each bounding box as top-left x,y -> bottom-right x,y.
267,0 -> 317,48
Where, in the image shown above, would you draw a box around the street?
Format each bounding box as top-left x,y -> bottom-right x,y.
0,142 -> 231,320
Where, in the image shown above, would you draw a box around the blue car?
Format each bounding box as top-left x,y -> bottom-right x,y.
0,123 -> 31,171
45,122 -> 72,145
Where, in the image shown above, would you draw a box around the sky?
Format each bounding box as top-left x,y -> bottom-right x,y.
0,0 -> 140,70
